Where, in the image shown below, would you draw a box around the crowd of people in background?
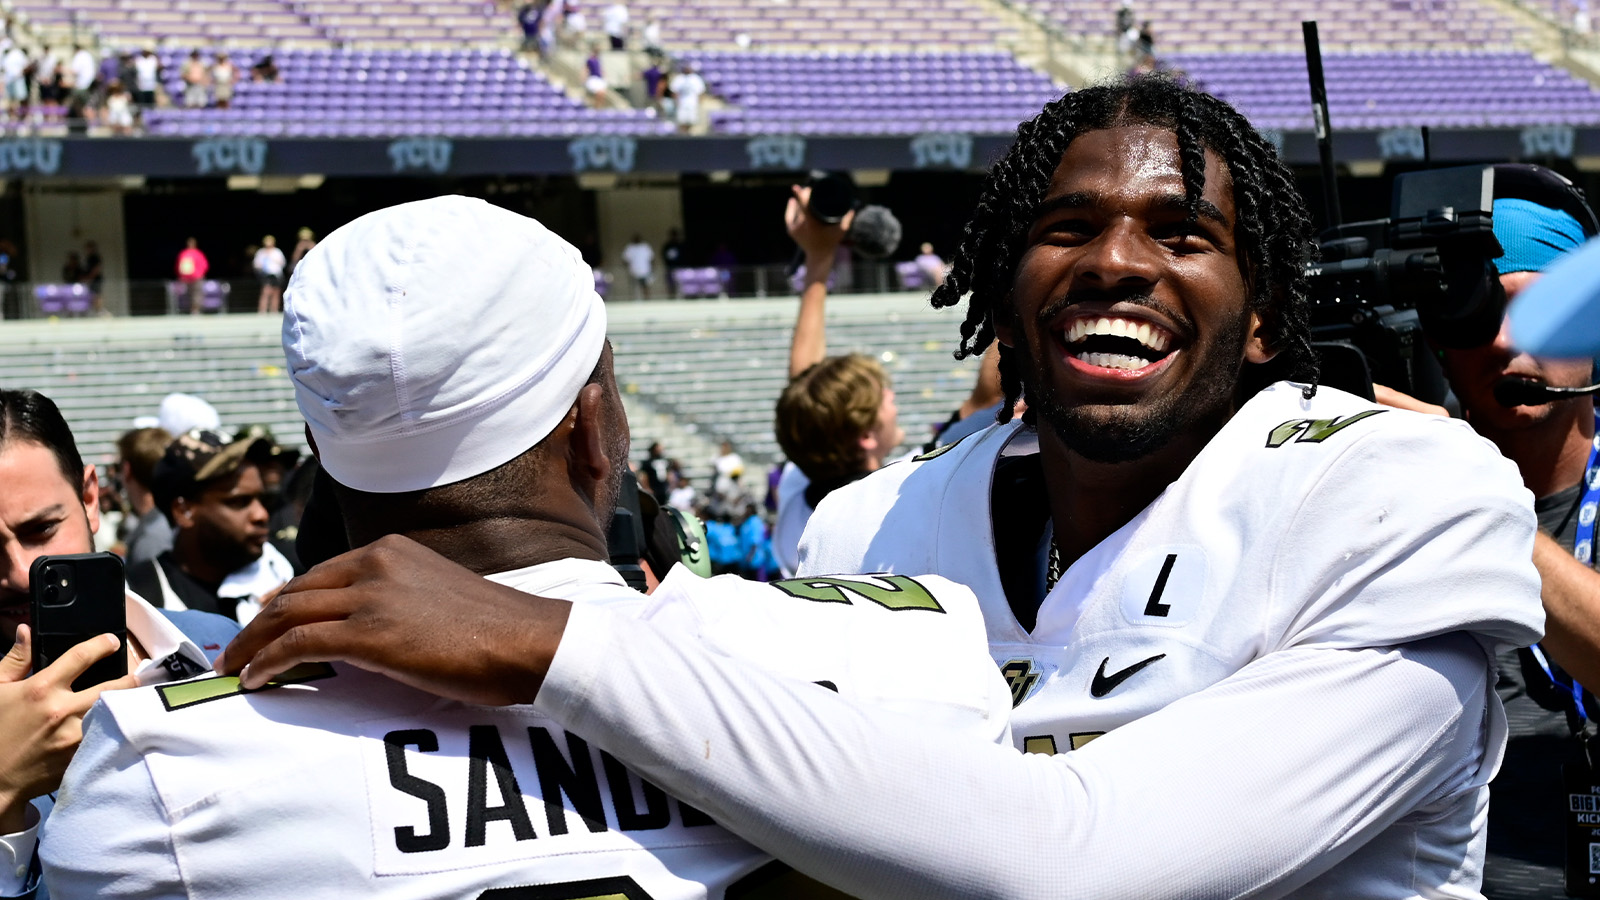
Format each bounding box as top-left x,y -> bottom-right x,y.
0,35 -> 282,134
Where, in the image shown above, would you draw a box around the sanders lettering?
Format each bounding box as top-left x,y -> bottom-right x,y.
381,726 -> 713,854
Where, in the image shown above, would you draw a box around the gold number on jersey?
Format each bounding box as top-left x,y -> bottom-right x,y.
1265,410 -> 1384,448
771,574 -> 944,612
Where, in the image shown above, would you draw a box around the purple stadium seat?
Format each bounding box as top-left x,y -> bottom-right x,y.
895,261 -> 928,291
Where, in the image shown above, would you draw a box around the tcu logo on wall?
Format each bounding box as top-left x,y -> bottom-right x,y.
0,139 -> 62,175
1521,125 -> 1575,159
1378,128 -> 1426,161
745,135 -> 806,170
388,137 -> 454,174
568,136 -> 637,173
910,132 -> 973,169
192,138 -> 267,175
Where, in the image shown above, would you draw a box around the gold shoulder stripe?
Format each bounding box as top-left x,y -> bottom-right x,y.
157,661 -> 337,712
913,432 -> 972,462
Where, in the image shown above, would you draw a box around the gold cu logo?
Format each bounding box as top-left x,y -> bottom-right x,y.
1000,658 -> 1041,708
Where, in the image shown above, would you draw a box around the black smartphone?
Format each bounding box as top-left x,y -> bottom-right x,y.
30,552 -> 128,691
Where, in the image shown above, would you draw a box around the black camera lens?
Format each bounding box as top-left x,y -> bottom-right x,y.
806,172 -> 856,225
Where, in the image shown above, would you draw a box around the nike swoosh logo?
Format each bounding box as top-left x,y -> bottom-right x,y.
1090,654 -> 1166,698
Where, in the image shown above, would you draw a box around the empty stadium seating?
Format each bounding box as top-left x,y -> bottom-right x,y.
1174,50 -> 1600,128
692,50 -> 1063,134
623,0 -> 1021,52
10,0 -> 509,49
143,47 -> 670,137
1019,0 -> 1531,52
0,295 -> 981,485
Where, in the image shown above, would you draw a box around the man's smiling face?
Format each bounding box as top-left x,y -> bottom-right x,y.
998,125 -> 1274,463
0,440 -> 98,649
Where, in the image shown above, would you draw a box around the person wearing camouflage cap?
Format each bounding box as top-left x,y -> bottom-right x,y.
124,429 -> 295,622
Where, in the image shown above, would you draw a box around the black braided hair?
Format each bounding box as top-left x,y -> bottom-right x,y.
931,74 -> 1319,422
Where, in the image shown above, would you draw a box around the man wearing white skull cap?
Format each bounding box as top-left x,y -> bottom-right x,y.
41,196 -> 1009,898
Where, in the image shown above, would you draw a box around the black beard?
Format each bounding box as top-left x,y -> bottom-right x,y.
1017,308 -> 1251,464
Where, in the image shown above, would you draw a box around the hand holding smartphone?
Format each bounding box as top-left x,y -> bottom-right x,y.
29,552 -> 127,691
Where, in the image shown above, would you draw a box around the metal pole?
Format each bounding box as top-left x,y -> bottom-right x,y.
1302,21 -> 1341,228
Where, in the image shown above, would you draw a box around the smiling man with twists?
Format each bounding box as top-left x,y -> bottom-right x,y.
216,77 -> 1544,899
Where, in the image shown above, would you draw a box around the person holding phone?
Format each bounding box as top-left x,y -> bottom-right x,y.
0,389 -> 239,900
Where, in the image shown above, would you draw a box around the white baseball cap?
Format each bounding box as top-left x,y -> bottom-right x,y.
157,392 -> 221,437
283,195 -> 607,493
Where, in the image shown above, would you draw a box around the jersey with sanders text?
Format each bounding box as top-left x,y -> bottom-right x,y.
43,559 -> 1007,899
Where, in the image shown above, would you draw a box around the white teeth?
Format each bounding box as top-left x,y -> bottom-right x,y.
1078,352 -> 1147,371
1061,316 -> 1170,354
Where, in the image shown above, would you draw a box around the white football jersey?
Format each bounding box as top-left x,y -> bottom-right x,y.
799,382 -> 1546,898
44,558 -> 1008,899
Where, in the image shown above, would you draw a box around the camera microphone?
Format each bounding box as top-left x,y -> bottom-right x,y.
846,205 -> 902,260
1493,376 -> 1600,407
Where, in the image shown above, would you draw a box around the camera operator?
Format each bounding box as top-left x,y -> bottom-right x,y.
1377,167 -> 1600,898
773,180 -> 905,576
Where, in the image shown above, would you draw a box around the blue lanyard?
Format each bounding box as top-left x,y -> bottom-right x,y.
1530,415 -> 1600,724
1574,419 -> 1600,566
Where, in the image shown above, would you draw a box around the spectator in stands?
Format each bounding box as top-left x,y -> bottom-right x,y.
705,511 -> 741,575
584,44 -> 607,106
36,49 -> 62,105
103,79 -> 135,135
2,44 -> 28,119
132,48 -> 160,108
642,16 -> 663,56
914,242 -> 945,286
669,61 -> 705,132
737,504 -> 774,580
287,226 -> 316,282
180,50 -> 209,108
518,0 -> 542,51
641,57 -> 665,113
60,251 -> 82,284
667,472 -> 696,511
253,234 -> 286,314
81,240 -> 104,316
68,46 -> 96,106
641,440 -> 669,500
176,237 -> 208,313
1133,20 -> 1157,73
564,5 -> 589,46
0,391 -> 238,900
773,184 -> 903,576
116,426 -> 175,571
211,52 -> 237,109
127,429 -> 293,623
712,439 -> 744,501
622,233 -> 653,299
250,54 -> 280,83
112,52 -> 135,95
602,1 -> 629,50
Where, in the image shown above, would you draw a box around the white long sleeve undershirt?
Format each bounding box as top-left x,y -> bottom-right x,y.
535,604 -> 1495,900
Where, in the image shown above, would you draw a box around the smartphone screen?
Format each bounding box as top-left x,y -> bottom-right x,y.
30,552 -> 128,691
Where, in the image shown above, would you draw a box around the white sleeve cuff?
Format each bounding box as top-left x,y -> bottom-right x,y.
0,800 -> 42,895
532,599 -> 619,727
